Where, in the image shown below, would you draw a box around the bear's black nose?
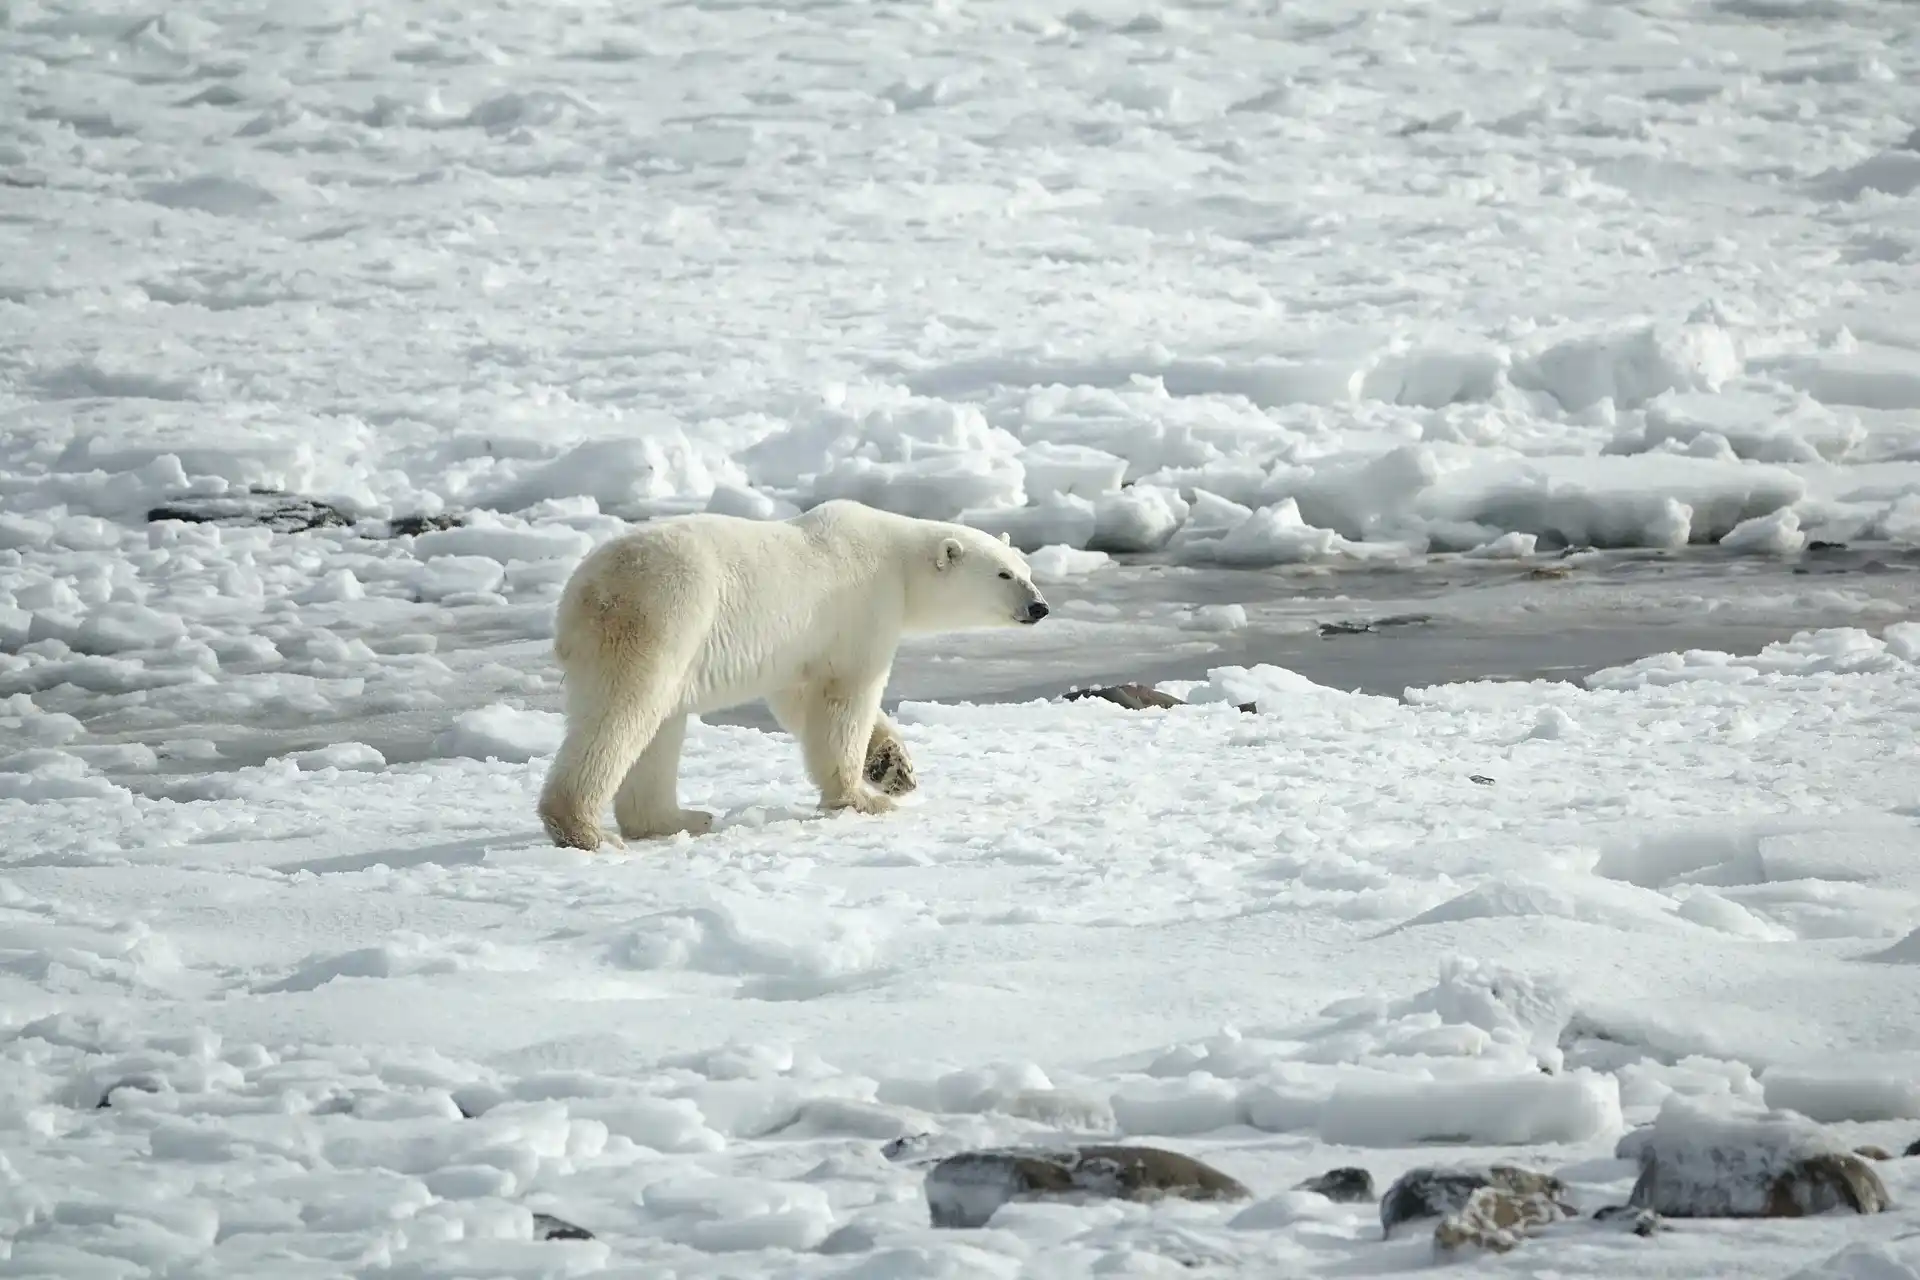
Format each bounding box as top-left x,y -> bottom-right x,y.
1023,601 -> 1050,623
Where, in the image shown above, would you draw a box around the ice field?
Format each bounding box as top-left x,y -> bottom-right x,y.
6,0 -> 1920,1274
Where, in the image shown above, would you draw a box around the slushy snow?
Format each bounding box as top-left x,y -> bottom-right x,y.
5,0 -> 1920,1275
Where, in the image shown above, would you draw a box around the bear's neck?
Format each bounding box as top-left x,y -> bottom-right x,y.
898,525 -> 965,634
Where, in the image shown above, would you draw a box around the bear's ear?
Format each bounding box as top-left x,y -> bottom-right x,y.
997,531 -> 1010,546
935,537 -> 964,571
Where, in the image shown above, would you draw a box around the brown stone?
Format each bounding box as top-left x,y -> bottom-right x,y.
1433,1185 -> 1571,1255
1062,684 -> 1258,715
1593,1204 -> 1664,1236
1759,1153 -> 1889,1217
1296,1166 -> 1374,1203
925,1145 -> 1251,1228
1380,1164 -> 1569,1238
1855,1145 -> 1893,1162
1063,683 -> 1187,711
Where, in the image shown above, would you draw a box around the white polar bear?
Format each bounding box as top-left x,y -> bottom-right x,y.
536,499 -> 1051,850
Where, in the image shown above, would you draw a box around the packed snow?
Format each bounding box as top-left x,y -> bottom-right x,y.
6,0 -> 1920,1274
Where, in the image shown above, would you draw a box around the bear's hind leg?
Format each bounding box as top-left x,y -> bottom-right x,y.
613,711 -> 714,840
786,674 -> 898,817
538,664 -> 676,852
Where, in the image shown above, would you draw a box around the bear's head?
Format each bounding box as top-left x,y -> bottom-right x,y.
914,527 -> 1050,632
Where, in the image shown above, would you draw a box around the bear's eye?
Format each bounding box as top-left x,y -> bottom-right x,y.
997,571 -> 1013,580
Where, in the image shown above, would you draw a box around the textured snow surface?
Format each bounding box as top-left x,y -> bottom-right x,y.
8,0 -> 1920,1274
9,643 -> 1920,1274
4,0 -> 1920,574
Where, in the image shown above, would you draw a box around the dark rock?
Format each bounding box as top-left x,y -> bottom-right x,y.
1593,1204 -> 1663,1236
1760,1153 -> 1888,1217
1063,683 -> 1187,711
531,1212 -> 594,1241
882,1132 -> 936,1163
1062,684 -> 1257,715
1619,1103 -> 1890,1218
1380,1164 -> 1570,1238
864,729 -> 917,797
93,1076 -> 163,1109
1433,1185 -> 1572,1256
1295,1167 -> 1374,1203
925,1145 -> 1251,1229
388,512 -> 467,538
1319,612 -> 1433,637
1905,1137 -> 1920,1158
148,491 -> 352,535
1528,565 -> 1572,580
1806,540 -> 1849,553
1396,114 -> 1457,138
1856,1145 -> 1893,1162
1469,774 -> 1495,786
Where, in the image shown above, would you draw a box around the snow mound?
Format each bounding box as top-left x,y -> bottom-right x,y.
410,521 -> 595,564
479,436 -> 742,516
432,704 -> 564,762
617,896 -> 910,999
1787,1241 -> 1920,1280
1760,1070 -> 1920,1123
1319,1071 -> 1622,1146
262,934 -> 538,993
1589,626 -> 1920,688
1510,321 -> 1741,413
635,1177 -> 835,1252
1026,544 -> 1111,582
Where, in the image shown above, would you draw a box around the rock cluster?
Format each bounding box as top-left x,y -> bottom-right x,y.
917,1098 -> 1903,1259
147,490 -> 467,538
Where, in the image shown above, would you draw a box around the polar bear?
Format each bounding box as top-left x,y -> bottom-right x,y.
536,499 -> 1051,850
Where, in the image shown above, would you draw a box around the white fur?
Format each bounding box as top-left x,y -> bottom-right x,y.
536,499 -> 1049,850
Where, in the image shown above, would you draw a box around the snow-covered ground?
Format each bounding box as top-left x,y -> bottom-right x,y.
8,0 -> 1920,1274
13,635 -> 1920,1276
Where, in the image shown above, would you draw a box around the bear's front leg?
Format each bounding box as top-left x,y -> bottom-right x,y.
864,710 -> 917,798
791,674 -> 897,816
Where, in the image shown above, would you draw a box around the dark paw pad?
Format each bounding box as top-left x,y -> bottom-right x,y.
864,737 -> 917,796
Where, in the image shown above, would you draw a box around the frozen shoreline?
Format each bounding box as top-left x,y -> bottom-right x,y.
48,541 -> 1917,777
